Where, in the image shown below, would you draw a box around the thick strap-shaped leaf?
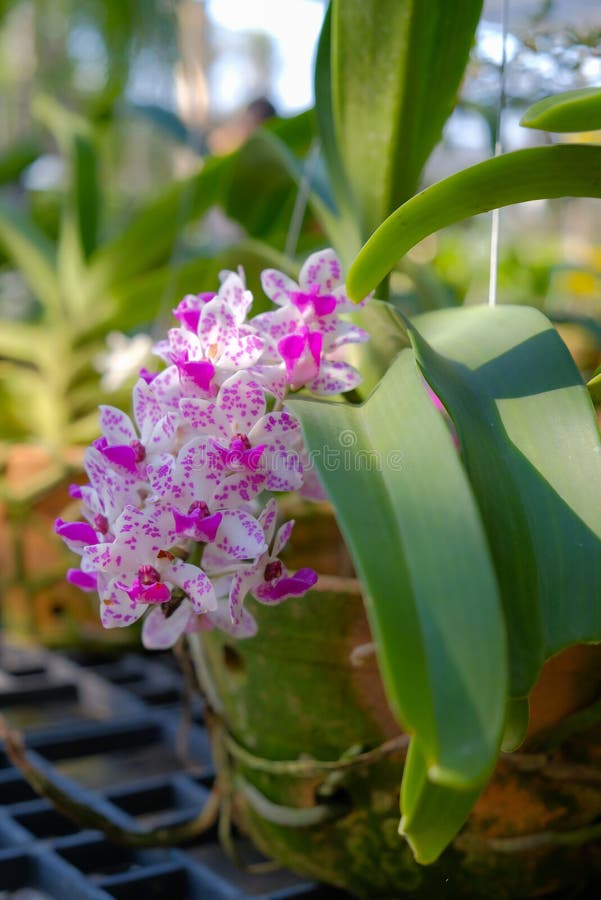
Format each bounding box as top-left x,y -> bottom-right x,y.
521,87 -> 601,133
346,145 -> 601,301
400,735 -> 485,864
411,305 -> 601,693
289,350 -> 506,788
331,0 -> 482,236
313,5 -> 361,262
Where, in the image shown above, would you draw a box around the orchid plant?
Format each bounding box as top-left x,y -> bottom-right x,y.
56,251 -> 369,649
30,0 -> 601,874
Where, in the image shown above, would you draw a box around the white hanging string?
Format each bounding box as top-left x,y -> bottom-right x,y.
488,0 -> 510,307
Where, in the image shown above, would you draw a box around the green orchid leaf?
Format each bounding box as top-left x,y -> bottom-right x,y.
521,87 -> 601,133
331,0 -> 483,237
0,198 -> 61,315
400,735 -> 485,864
289,349 -> 506,790
411,305 -> 601,695
346,145 -> 601,301
345,299 -> 411,400
313,3 -> 361,258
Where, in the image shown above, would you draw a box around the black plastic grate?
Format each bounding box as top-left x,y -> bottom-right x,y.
0,644 -> 352,899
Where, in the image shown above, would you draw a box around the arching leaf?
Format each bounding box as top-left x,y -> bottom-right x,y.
346,145 -> 601,301
521,87 -> 601,133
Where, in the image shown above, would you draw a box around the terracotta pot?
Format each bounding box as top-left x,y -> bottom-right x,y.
191,500 -> 601,898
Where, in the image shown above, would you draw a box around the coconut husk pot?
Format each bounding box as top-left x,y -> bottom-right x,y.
189,498 -> 601,898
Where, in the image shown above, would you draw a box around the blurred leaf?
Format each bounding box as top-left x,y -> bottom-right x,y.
347,145 -> 601,301
248,128 -> 359,264
412,305 -> 601,693
290,350 -> 505,791
331,0 -> 483,237
33,94 -> 101,315
131,102 -> 204,150
521,87 -> 601,133
0,322 -> 54,367
0,137 -> 42,186
0,198 -> 61,314
86,155 -> 231,293
96,240 -> 297,334
400,735 -> 485,864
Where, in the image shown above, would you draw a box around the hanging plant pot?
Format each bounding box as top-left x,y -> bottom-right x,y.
191,501 -> 601,899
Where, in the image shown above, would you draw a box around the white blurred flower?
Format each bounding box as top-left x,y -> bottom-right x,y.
94,332 -> 153,392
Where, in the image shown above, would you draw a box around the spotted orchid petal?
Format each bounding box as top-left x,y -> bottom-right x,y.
100,580 -> 147,629
208,599 -> 258,638
165,559 -> 217,614
67,569 -> 98,592
213,469 -> 266,509
299,249 -> 343,294
99,406 -> 138,445
142,600 -> 195,649
309,359 -> 362,395
218,271 -> 253,323
273,519 -> 294,558
213,509 -> 267,561
173,508 -> 223,542
54,518 -> 98,552
254,567 -> 318,603
258,498 -> 278,546
229,569 -> 257,624
261,268 -> 299,307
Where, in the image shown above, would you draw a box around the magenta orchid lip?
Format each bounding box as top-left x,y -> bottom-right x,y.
56,250 -> 370,650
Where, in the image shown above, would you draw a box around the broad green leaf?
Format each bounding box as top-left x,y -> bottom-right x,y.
346,145 -> 601,301
0,198 -> 61,315
400,735 -> 485,864
289,350 -> 506,788
411,305 -> 601,693
521,87 -> 601,133
346,299 -> 410,399
331,0 -> 483,237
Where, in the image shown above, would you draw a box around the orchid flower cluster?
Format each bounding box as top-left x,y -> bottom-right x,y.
55,250 -> 370,649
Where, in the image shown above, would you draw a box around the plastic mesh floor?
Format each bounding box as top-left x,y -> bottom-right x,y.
0,644 -> 352,900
